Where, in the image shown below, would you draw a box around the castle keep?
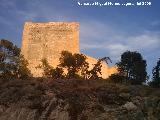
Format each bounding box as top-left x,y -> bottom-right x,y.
21,22 -> 116,78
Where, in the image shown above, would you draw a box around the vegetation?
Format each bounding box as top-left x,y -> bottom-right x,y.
0,39 -> 32,79
1,39 -> 160,88
108,74 -> 125,84
0,78 -> 160,119
13,54 -> 32,79
116,51 -> 147,85
0,39 -> 160,119
59,51 -> 89,79
149,58 -> 160,87
37,58 -> 64,79
39,51 -> 110,80
86,57 -> 112,80
38,58 -> 53,78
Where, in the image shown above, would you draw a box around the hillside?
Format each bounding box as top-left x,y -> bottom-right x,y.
0,78 -> 160,120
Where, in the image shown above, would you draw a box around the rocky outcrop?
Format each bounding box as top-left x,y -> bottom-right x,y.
0,79 -> 160,120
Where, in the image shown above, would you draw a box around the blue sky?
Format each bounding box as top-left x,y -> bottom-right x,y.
0,0 -> 160,79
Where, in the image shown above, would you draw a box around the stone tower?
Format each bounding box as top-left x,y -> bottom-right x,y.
21,22 -> 117,78
21,22 -> 79,77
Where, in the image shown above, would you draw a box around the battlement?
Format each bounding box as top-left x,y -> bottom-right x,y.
24,22 -> 79,31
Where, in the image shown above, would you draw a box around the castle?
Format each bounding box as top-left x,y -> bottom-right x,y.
21,22 -> 116,78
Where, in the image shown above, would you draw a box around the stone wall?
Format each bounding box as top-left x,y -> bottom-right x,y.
21,22 -> 116,78
21,22 -> 79,77
86,56 -> 117,78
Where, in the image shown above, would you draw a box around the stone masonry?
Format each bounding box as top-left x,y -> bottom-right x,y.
21,22 -> 116,78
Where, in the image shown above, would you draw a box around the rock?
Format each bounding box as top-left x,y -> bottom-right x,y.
123,102 -> 137,111
0,106 -> 38,120
0,105 -> 6,113
0,79 -> 160,120
119,93 -> 130,100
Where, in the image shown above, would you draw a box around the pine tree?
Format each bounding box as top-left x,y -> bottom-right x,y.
116,51 -> 147,84
149,58 -> 160,87
0,39 -> 31,79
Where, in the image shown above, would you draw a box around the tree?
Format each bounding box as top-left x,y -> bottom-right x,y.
59,51 -> 88,79
38,58 -> 64,79
0,39 -> 31,79
87,57 -> 111,80
116,51 -> 147,84
0,39 -> 20,78
39,51 -> 112,80
50,67 -> 64,79
13,54 -> 32,79
108,74 -> 125,83
149,58 -> 160,87
38,58 -> 53,78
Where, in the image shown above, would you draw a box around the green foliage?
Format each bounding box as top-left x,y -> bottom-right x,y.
149,58 -> 160,87
50,67 -> 64,79
59,51 -> 89,79
116,51 -> 147,85
0,39 -> 31,79
109,74 -> 126,83
87,57 -> 111,80
13,55 -> 32,79
58,52 -> 111,80
38,58 -> 53,78
40,51 -> 109,80
87,59 -> 102,79
39,58 -> 64,79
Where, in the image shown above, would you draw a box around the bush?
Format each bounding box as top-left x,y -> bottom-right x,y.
109,74 -> 125,83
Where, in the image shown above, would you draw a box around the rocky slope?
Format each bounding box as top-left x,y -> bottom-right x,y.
0,78 -> 160,120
